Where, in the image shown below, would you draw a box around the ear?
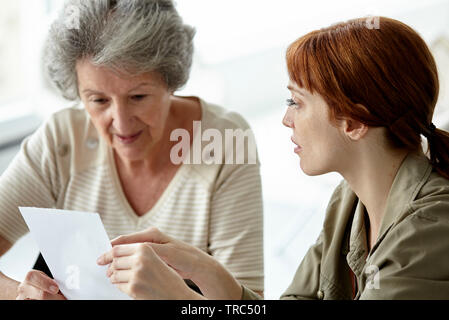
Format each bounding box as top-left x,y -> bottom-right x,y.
342,118 -> 369,141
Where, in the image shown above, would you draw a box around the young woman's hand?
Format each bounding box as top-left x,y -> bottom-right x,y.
16,270 -> 66,300
97,227 -> 242,300
98,241 -> 202,300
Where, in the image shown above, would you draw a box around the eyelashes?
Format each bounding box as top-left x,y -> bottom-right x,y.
286,98 -> 296,106
131,95 -> 148,101
90,95 -> 148,104
92,98 -> 108,105
286,98 -> 302,109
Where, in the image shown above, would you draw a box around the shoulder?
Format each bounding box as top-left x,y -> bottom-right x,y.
366,194 -> 449,298
394,171 -> 449,243
199,98 -> 258,164
360,172 -> 449,298
25,105 -> 91,151
200,99 -> 252,132
44,105 -> 90,134
35,105 -> 92,145
372,168 -> 449,256
34,105 -> 107,171
322,180 -> 357,228
326,180 -> 354,207
182,98 -> 261,190
372,172 -> 449,270
411,170 -> 449,222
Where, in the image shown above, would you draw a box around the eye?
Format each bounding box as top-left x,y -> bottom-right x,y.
92,98 -> 108,105
131,95 -> 147,101
286,98 -> 301,109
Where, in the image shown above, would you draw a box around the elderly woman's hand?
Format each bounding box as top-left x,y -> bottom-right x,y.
16,270 -> 66,300
97,227 -> 243,300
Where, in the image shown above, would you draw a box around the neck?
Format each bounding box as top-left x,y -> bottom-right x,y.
341,147 -> 410,243
114,148 -> 164,177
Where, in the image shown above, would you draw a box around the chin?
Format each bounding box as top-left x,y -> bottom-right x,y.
114,144 -> 149,162
299,160 -> 327,176
116,150 -> 146,162
113,136 -> 156,161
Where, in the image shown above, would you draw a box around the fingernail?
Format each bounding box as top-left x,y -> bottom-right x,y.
50,285 -> 59,294
97,256 -> 103,264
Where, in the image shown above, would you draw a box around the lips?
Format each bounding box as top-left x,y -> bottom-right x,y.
115,131 -> 143,144
291,137 -> 302,153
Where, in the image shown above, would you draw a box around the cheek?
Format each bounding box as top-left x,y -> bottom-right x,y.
297,121 -> 339,171
312,128 -> 343,170
292,114 -> 311,145
140,98 -> 169,123
138,110 -> 162,135
86,108 -> 113,141
141,100 -> 171,129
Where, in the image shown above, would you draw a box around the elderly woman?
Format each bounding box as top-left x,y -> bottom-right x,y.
98,16 -> 449,300
0,0 -> 264,299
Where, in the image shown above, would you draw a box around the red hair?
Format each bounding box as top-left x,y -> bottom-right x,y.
287,16 -> 449,179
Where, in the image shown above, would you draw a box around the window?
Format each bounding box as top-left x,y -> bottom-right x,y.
0,0 -> 65,121
0,2 -> 22,107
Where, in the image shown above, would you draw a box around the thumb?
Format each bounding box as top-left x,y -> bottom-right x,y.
146,242 -> 173,262
146,243 -> 194,280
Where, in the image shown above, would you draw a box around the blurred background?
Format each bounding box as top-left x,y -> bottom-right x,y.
0,0 -> 448,299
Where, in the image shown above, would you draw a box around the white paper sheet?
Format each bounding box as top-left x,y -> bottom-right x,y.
19,207 -> 132,300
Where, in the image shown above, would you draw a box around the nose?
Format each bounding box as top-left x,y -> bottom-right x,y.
111,99 -> 135,134
282,107 -> 295,128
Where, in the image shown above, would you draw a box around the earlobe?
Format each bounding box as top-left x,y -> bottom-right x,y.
344,119 -> 368,141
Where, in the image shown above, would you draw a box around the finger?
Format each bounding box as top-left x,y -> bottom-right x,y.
106,265 -> 113,278
16,284 -> 41,300
110,256 -> 135,271
97,250 -> 113,265
111,227 -> 169,246
111,231 -> 150,246
115,283 -> 134,298
110,269 -> 134,284
54,293 -> 67,300
41,292 -> 66,300
97,244 -> 139,265
146,243 -> 187,276
23,270 -> 59,294
17,284 -> 63,300
146,243 -> 176,264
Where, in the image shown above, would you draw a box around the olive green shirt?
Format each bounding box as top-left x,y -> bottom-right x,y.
242,152 -> 449,300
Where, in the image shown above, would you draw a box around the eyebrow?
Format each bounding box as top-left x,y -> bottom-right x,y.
82,82 -> 155,94
287,85 -> 307,95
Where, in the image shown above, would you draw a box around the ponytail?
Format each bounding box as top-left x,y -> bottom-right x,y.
426,125 -> 449,179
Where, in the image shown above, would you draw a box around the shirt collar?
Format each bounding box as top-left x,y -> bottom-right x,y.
345,151 -> 432,276
375,151 -> 432,250
346,200 -> 369,276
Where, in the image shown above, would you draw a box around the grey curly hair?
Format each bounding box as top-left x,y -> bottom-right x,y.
44,0 -> 195,100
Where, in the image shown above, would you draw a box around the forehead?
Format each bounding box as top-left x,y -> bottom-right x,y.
76,59 -> 165,92
287,81 -> 309,97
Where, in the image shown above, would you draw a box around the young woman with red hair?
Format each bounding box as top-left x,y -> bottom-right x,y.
96,16 -> 449,300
